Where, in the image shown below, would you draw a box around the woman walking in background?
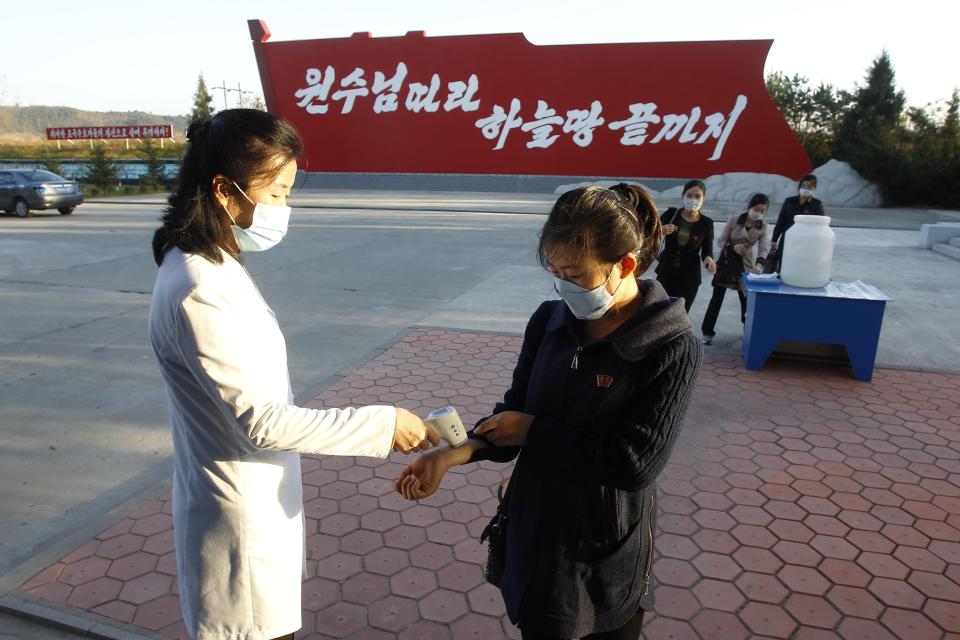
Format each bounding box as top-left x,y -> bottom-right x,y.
655,179 -> 716,311
701,193 -> 771,345
768,173 -> 825,272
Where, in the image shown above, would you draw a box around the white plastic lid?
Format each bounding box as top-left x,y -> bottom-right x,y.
795,214 -> 831,225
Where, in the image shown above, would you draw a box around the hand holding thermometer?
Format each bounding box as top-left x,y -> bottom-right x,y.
425,406 -> 468,447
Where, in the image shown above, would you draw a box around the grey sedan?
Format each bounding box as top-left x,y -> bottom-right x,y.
0,169 -> 84,217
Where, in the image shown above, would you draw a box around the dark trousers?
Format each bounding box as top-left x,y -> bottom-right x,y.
520,609 -> 645,640
657,271 -> 699,313
701,285 -> 747,337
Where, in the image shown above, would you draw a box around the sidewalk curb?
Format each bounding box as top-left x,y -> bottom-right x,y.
0,595 -> 163,640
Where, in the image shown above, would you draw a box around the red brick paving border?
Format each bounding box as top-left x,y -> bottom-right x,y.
16,329 -> 960,639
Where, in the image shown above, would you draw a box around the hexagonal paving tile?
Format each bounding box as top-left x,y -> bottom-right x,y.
15,333 -> 960,639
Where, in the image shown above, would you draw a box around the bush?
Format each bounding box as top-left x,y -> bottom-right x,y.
83,145 -> 118,191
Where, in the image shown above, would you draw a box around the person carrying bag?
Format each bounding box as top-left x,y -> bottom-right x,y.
701,193 -> 771,344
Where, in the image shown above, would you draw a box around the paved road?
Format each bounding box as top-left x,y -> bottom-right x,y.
88,189 -> 960,230
1,194 -> 958,632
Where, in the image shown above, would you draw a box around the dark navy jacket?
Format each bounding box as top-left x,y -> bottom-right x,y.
655,207 -> 716,288
772,195 -> 825,245
469,280 -> 702,637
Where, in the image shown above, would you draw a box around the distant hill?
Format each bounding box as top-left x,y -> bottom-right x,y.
0,105 -> 190,141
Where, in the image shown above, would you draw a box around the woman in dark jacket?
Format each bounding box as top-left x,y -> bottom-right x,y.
655,179 -> 717,311
396,184 -> 703,639
768,173 -> 826,272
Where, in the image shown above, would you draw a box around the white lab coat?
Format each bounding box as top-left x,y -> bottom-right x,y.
149,248 -> 396,639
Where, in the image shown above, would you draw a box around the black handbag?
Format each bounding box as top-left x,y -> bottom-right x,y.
479,476 -> 511,586
713,242 -> 743,288
764,246 -> 780,274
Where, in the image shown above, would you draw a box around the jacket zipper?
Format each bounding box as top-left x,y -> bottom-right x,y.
641,491 -> 656,597
570,345 -> 583,370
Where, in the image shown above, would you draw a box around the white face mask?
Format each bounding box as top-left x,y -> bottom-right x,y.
799,187 -> 815,198
553,266 -> 624,320
225,181 -> 291,252
683,197 -> 702,212
748,208 -> 765,221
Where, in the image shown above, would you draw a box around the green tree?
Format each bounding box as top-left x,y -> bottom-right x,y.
766,73 -> 852,166
41,153 -> 63,176
834,50 -> 906,198
188,74 -> 215,131
766,72 -> 814,133
140,139 -> 166,188
84,143 -> 118,192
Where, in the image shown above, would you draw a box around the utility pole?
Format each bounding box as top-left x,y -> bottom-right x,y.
212,81 -> 230,109
211,81 -> 258,109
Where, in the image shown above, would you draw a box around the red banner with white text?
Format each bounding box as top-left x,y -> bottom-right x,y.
46,125 -> 173,141
249,21 -> 811,178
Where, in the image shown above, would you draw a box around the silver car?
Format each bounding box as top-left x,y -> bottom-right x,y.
0,169 -> 84,217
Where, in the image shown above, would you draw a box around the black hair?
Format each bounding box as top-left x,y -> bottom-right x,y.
682,179 -> 707,196
798,173 -> 818,187
152,109 -> 303,266
747,193 -> 770,209
537,183 -> 662,276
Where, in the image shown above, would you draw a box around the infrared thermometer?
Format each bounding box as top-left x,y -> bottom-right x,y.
425,406 -> 469,447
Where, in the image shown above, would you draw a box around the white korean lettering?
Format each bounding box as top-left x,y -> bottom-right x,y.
699,95 -> 747,160
443,74 -> 480,112
332,67 -> 370,114
520,100 -> 564,149
608,103 -> 661,145
650,113 -> 688,144
372,62 -> 408,113
563,101 -> 605,148
406,74 -> 442,113
475,98 -> 523,150
295,66 -> 336,115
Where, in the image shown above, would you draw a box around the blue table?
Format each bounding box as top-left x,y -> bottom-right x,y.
741,276 -> 890,382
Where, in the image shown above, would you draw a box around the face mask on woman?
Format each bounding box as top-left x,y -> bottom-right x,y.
748,208 -> 765,221
799,187 -> 815,198
553,266 -> 624,320
226,181 -> 292,252
683,198 -> 702,212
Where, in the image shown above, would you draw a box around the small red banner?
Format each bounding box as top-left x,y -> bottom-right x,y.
46,125 -> 174,141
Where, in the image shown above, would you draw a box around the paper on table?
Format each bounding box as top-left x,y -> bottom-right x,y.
744,272 -> 779,284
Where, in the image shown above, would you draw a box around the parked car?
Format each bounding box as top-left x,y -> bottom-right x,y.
0,169 -> 84,217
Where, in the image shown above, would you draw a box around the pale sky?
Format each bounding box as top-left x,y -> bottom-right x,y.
1,0 -> 955,117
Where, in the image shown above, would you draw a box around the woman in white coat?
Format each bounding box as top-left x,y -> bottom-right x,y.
148,109 -> 438,640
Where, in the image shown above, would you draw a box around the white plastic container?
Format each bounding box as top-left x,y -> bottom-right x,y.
780,215 -> 836,288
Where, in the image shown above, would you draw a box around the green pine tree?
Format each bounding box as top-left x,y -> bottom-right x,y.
41,154 -> 63,176
84,144 -> 118,192
141,139 -> 166,188
834,50 -> 906,197
188,74 -> 216,131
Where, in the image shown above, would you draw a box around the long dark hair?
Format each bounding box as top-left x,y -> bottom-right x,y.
152,109 -> 303,266
537,183 -> 662,275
